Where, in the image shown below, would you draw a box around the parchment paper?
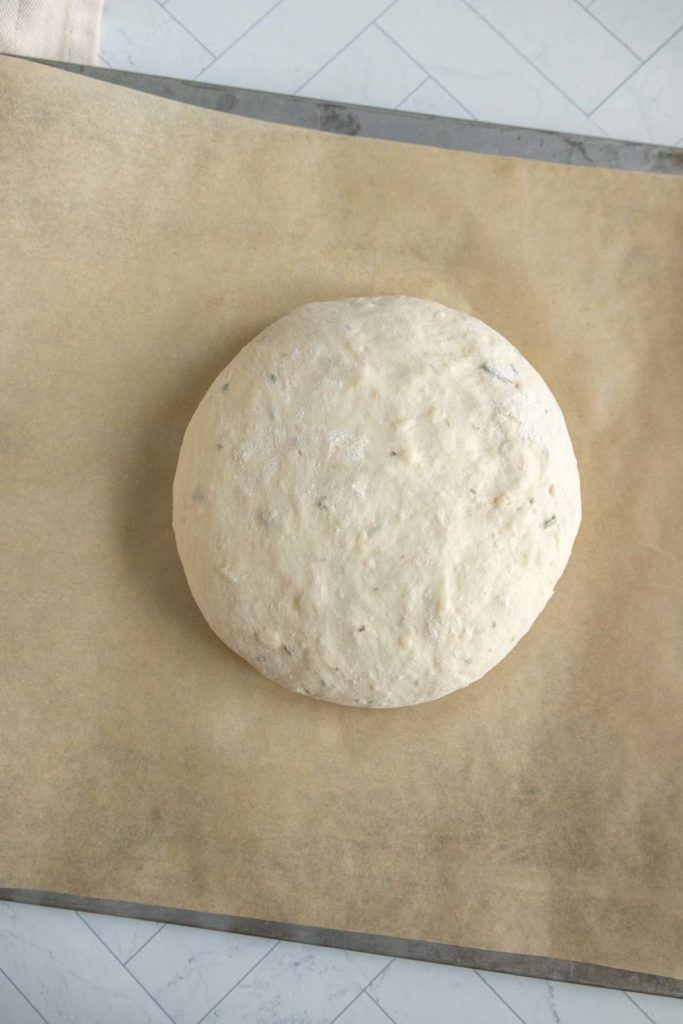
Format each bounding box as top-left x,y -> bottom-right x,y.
1,55 -> 681,981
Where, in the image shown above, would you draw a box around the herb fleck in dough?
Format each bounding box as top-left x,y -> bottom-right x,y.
173,297 -> 581,708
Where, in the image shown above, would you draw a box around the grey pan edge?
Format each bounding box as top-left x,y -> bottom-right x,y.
6,54 -> 683,175
0,888 -> 680,998
2,57 -> 681,998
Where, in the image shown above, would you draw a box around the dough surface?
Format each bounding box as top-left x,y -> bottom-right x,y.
173,297 -> 581,707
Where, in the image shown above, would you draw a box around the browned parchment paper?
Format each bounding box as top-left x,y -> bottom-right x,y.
1,55 -> 682,980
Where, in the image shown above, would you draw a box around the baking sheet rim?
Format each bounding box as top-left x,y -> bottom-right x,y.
2,888 -> 680,997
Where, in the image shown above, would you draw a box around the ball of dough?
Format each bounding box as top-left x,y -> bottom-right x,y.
173,297 -> 580,708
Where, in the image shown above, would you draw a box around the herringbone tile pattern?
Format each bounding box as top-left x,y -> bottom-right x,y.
2,901 -> 682,1022
100,0 -> 683,144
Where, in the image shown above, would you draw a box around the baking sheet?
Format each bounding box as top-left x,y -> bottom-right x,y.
1,54 -> 682,986
14,55 -> 683,175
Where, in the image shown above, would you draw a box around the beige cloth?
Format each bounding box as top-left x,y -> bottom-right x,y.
0,0 -> 102,64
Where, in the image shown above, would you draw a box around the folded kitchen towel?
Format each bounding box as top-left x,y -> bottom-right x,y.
0,0 -> 102,64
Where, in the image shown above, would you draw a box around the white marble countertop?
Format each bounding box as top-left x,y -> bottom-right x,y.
2,900 -> 682,1023
97,0 -> 683,146
2,1 -> 682,1021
